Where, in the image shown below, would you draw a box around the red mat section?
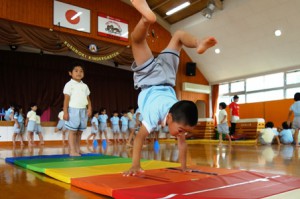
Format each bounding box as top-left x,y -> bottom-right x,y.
71,166 -> 239,197
113,171 -> 300,199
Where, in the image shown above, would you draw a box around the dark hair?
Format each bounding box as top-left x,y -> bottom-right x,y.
219,102 -> 227,109
282,121 -> 289,129
92,111 -> 99,116
69,62 -> 85,72
294,93 -> 300,101
121,110 -> 127,115
265,121 -> 274,128
169,100 -> 198,127
113,110 -> 118,115
128,106 -> 134,111
233,95 -> 239,99
14,105 -> 20,116
99,108 -> 106,113
29,103 -> 37,108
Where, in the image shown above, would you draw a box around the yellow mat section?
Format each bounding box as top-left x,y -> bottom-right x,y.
45,160 -> 181,183
160,139 -> 256,145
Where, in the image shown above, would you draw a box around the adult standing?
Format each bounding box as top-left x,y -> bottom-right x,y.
229,95 -> 240,136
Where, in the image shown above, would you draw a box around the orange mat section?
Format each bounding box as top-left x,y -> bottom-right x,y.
71,166 -> 239,197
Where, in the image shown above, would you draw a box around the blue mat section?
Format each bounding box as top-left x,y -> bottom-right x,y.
5,153 -> 102,164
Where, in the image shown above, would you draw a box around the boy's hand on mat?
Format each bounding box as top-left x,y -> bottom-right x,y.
123,166 -> 144,176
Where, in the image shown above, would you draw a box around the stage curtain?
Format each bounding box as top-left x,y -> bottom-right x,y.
211,84 -> 219,126
0,50 -> 139,121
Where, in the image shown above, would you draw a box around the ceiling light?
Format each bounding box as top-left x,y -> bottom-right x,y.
202,3 -> 215,19
166,2 -> 190,16
215,48 -> 220,54
274,29 -> 282,37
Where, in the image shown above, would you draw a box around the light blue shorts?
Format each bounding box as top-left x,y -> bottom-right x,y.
56,120 -> 66,131
121,125 -> 128,133
91,126 -> 98,134
65,107 -> 88,131
99,123 -> 107,131
217,123 -> 229,134
129,120 -> 135,129
34,124 -> 43,134
111,124 -> 120,133
27,120 -> 36,132
14,123 -> 25,133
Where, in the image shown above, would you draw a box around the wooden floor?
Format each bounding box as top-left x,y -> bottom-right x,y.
1,141 -> 300,199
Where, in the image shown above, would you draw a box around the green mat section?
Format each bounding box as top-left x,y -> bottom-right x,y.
14,155 -> 136,173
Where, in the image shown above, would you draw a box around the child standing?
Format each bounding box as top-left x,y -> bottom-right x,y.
4,104 -> 15,121
120,111 -> 129,143
217,102 -> 231,145
55,109 -> 67,145
25,103 -> 37,146
12,106 -> 25,146
110,111 -> 121,143
34,109 -> 44,145
123,0 -> 216,176
98,108 -> 110,143
279,121 -> 294,145
287,92 -> 300,146
229,95 -> 240,136
63,64 -> 92,156
86,111 -> 99,144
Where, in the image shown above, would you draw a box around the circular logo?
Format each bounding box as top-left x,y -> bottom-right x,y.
65,10 -> 80,24
89,44 -> 98,53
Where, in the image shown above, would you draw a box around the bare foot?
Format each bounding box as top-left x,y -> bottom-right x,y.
131,0 -> 156,23
197,36 -> 217,54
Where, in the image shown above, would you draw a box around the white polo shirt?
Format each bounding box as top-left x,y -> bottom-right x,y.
63,79 -> 90,108
27,110 -> 36,121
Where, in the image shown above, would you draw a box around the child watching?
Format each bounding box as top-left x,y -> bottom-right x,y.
217,102 -> 231,145
123,0 -> 216,176
12,106 -> 25,146
26,103 -> 37,146
279,121 -> 293,144
110,111 -> 121,143
55,109 -> 67,145
4,104 -> 14,121
86,111 -> 99,144
63,63 -> 92,156
98,108 -> 111,143
256,121 -> 280,145
120,111 -> 129,143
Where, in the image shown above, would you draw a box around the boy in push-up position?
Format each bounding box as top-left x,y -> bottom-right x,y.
124,0 -> 217,176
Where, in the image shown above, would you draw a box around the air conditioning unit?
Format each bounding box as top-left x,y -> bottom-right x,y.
182,82 -> 211,94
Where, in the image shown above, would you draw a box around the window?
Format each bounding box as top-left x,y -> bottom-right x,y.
286,88 -> 300,99
246,90 -> 283,103
219,84 -> 229,94
286,71 -> 300,85
231,81 -> 244,92
246,73 -> 284,91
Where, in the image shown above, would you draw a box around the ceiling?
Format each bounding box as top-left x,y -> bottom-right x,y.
124,0 -> 300,85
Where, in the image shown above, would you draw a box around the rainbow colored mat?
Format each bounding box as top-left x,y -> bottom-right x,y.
6,154 -> 300,198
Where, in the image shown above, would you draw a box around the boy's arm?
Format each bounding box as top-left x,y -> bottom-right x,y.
123,124 -> 149,176
63,94 -> 70,121
287,110 -> 293,125
87,96 -> 92,117
177,134 -> 190,172
221,115 -> 227,123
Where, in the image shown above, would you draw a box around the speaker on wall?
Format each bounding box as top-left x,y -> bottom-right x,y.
186,62 -> 196,76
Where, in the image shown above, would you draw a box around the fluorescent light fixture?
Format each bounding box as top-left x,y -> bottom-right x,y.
76,28 -> 85,31
166,2 -> 190,16
215,48 -> 220,54
274,29 -> 282,37
71,11 -> 82,20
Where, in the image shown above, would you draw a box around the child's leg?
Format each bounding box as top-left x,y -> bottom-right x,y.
226,134 -> 232,145
12,133 -> 17,146
99,131 -> 103,142
38,133 -> 44,145
131,3 -> 155,66
62,130 -> 66,145
294,128 -> 299,146
19,133 -> 24,145
69,130 -> 80,156
76,131 -> 83,154
219,133 -> 223,145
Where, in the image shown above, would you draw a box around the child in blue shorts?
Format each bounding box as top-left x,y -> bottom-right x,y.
124,0 -> 217,176
120,111 -> 129,143
63,63 -> 92,156
26,103 -> 37,146
86,111 -> 99,144
12,106 -> 25,146
55,110 -> 68,145
110,111 -> 121,143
